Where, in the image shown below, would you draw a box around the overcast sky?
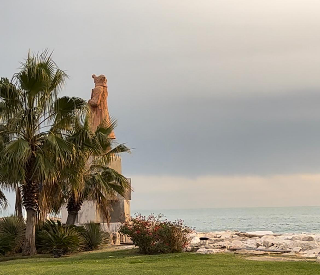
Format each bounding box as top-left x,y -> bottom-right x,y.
1,0 -> 320,212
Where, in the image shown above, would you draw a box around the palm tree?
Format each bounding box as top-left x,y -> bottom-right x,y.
0,189 -> 7,209
0,51 -> 87,255
61,117 -> 130,225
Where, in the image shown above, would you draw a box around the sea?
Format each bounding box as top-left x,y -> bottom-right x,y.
132,206 -> 320,234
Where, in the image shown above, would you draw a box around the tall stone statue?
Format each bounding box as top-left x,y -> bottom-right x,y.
88,74 -> 115,138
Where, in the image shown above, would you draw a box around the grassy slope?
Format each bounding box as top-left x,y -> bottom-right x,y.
0,249 -> 319,275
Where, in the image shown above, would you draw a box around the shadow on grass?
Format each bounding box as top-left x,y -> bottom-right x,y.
0,248 -> 141,263
0,254 -> 52,263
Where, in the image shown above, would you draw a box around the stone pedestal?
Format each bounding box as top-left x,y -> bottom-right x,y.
60,157 -> 131,227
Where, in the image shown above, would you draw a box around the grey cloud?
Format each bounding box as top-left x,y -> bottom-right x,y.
118,92 -> 320,176
1,1 -> 320,178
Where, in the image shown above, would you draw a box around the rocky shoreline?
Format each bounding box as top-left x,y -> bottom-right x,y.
188,231 -> 320,260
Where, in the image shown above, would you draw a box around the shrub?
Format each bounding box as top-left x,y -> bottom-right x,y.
119,214 -> 192,254
0,216 -> 25,256
77,222 -> 109,251
36,220 -> 82,257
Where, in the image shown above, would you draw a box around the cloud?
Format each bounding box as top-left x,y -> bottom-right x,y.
119,91 -> 320,176
131,174 -> 320,210
2,0 -> 320,213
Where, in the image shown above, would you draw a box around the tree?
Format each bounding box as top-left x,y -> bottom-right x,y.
0,51 -> 86,255
0,189 -> 7,209
61,117 -> 130,225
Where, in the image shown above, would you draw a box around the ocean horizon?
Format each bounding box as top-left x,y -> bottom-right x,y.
132,206 -> 320,234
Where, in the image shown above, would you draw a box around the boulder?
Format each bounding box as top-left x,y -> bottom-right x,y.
292,247 -> 302,253
228,240 -> 245,250
190,236 -> 201,245
302,236 -> 314,241
245,231 -> 274,238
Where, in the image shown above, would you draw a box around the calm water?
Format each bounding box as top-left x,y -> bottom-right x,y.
133,206 -> 320,233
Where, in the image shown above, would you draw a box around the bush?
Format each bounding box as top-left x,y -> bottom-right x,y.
36,220 -> 82,257
0,216 -> 25,256
119,214 -> 192,254
77,222 -> 109,251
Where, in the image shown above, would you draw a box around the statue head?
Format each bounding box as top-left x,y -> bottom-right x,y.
92,74 -> 107,87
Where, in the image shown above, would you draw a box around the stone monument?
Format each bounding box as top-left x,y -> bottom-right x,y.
88,74 -> 115,138
61,74 -> 131,231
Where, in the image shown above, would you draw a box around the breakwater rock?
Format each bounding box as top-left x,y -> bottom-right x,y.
188,231 -> 320,258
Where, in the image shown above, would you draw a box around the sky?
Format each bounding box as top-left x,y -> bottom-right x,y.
1,0 -> 320,213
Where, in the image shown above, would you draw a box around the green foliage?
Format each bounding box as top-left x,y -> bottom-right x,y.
63,116 -> 131,225
0,50 -> 87,255
36,220 -> 82,257
119,214 -> 192,254
0,216 -> 25,255
77,222 -> 109,251
0,189 -> 7,209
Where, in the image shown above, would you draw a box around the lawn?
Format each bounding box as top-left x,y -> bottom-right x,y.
0,249 -> 319,275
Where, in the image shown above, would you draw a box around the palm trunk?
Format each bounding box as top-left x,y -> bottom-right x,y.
22,180 -> 39,256
66,195 -> 82,225
23,209 -> 37,255
66,211 -> 78,225
15,186 -> 23,219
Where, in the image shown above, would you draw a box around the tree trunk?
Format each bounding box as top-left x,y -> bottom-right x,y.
66,211 -> 78,225
15,186 -> 23,219
66,195 -> 82,225
21,179 -> 39,256
22,209 -> 37,255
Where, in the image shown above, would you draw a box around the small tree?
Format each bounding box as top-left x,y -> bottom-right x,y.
61,118 -> 130,225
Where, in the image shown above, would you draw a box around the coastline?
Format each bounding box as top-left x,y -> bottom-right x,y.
189,230 -> 320,259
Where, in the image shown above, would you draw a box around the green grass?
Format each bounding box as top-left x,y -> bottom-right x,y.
0,249 -> 319,275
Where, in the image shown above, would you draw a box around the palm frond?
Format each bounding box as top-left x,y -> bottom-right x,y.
4,139 -> 31,168
0,189 -> 7,209
52,97 -> 87,131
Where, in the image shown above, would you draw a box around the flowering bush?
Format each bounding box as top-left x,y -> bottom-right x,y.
119,214 -> 192,254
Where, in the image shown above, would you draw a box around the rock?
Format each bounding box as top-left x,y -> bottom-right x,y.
244,239 -> 259,249
302,236 -> 314,241
292,247 -> 302,253
190,237 -> 200,245
188,231 -> 320,258
299,242 -> 318,251
186,246 -> 199,252
317,256 -> 320,263
228,240 -> 245,251
245,231 -> 274,238
196,248 -> 223,254
303,248 -> 320,255
210,242 -> 230,249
